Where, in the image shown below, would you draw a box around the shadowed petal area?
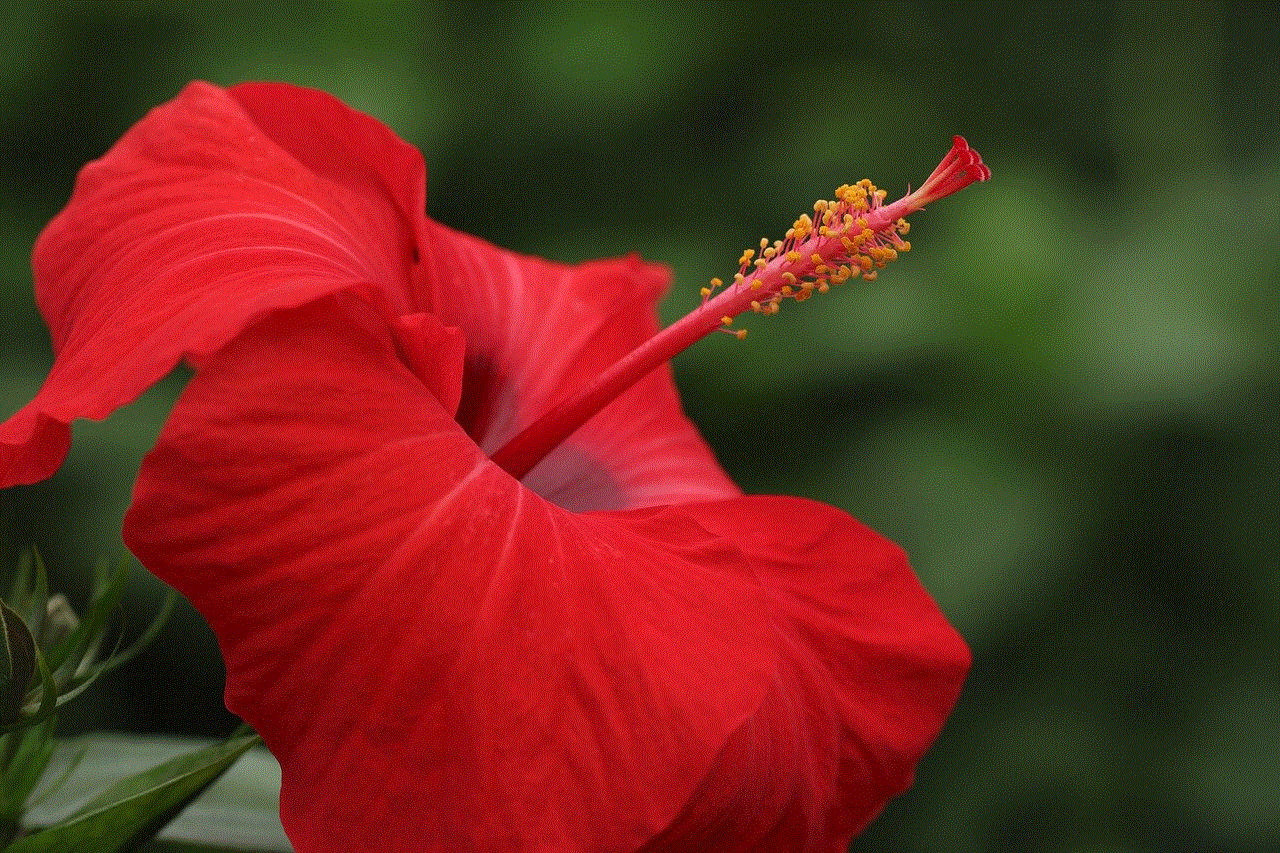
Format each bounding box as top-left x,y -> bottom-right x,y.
422,224 -> 740,510
124,294 -> 780,853
1,81 -> 425,485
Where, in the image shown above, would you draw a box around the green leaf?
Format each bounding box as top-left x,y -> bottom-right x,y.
44,560 -> 125,678
1,645 -> 58,735
5,732 -> 261,853
0,716 -> 57,834
0,601 -> 37,724
22,734 -> 288,852
45,590 -> 176,714
6,551 -> 49,644
22,743 -> 82,811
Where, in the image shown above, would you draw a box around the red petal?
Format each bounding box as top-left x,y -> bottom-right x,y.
421,225 -> 739,509
645,497 -> 971,850
125,295 -> 779,853
1,81 -> 427,485
127,295 -> 965,851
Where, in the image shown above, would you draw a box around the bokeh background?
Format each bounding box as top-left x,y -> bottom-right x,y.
1,1 -> 1276,850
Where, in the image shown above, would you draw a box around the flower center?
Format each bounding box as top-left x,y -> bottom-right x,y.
490,137 -> 990,481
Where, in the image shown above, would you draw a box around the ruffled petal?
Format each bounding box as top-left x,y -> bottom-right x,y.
125,295 -> 778,853
421,222 -> 739,509
1,81 -> 426,485
642,497 -> 971,851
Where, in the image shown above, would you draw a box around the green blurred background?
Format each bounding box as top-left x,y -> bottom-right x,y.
1,1 -> 1276,850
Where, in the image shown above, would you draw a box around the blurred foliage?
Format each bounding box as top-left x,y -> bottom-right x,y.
26,732 -> 286,852
1,551 -> 176,843
0,1 -> 1276,851
8,729 -> 260,853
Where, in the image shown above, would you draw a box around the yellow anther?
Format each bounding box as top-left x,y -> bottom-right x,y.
699,163 -> 938,318
734,328 -> 747,340
794,223 -> 812,241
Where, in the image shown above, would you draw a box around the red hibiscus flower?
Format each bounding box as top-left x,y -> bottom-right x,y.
0,83 -> 985,852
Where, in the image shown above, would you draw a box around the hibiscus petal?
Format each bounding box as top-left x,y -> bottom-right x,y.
422,223 -> 740,510
125,294 -> 780,853
1,81 -> 427,485
643,497 -> 971,850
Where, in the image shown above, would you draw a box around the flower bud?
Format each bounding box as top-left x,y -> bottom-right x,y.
0,600 -> 37,724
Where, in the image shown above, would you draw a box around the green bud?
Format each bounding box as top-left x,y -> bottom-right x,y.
0,600 -> 38,725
